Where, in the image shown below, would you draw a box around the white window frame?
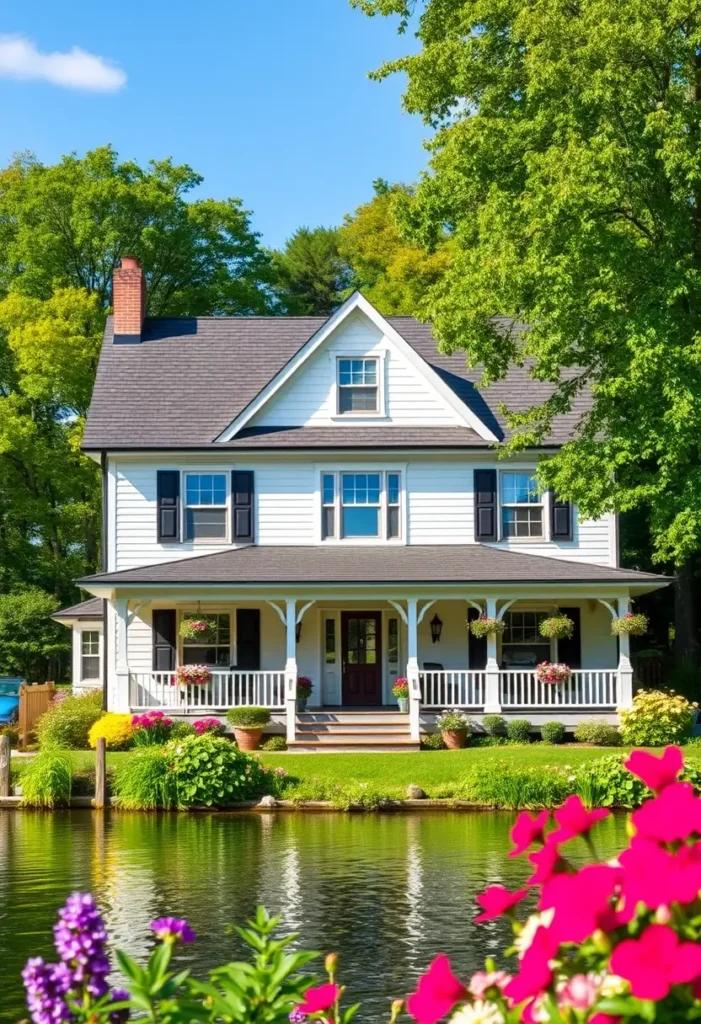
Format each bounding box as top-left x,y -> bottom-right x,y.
500,609 -> 556,667
183,471 -> 230,544
178,609 -> 232,668
331,352 -> 388,420
80,629 -> 101,682
499,470 -> 547,541
317,466 -> 406,544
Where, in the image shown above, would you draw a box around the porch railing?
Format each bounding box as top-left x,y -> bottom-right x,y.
420,671 -> 487,709
499,669 -> 618,709
129,671 -> 286,712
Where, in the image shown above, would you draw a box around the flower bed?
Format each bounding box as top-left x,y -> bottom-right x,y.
535,661 -> 571,685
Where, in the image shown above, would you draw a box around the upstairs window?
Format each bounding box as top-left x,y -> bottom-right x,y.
185,473 -> 227,541
321,471 -> 402,541
501,472 -> 543,539
337,358 -> 379,414
342,472 -> 381,536
81,631 -> 100,680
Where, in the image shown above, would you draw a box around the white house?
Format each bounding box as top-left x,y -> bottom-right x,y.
55,257 -> 668,749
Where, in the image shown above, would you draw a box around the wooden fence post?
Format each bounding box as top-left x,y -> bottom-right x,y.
0,735 -> 10,798
94,737 -> 106,809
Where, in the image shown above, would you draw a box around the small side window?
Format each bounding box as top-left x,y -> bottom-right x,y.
387,473 -> 400,539
322,474 -> 336,539
325,618 -> 336,664
81,631 -> 100,679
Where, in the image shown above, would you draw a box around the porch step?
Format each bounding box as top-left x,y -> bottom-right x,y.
292,708 -> 416,752
296,723 -> 410,735
288,738 -> 420,753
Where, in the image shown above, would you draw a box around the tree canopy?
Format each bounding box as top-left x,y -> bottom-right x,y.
271,226 -> 351,315
352,0 -> 701,568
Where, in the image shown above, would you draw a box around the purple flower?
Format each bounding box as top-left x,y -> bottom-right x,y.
22,957 -> 73,1024
108,987 -> 131,1024
150,917 -> 196,944
289,1010 -> 307,1023
53,893 -> 110,998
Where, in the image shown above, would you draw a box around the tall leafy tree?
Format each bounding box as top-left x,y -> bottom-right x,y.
354,0 -> 701,659
271,226 -> 351,315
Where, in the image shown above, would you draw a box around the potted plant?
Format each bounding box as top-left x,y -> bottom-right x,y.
392,677 -> 410,713
226,706 -> 271,751
535,661 -> 572,685
539,612 -> 574,640
469,615 -> 505,639
179,618 -> 216,643
611,612 -> 648,636
296,677 -> 313,712
174,664 -> 212,688
436,709 -> 472,749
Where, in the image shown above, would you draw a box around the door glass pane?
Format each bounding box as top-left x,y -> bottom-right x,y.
388,619 -> 398,663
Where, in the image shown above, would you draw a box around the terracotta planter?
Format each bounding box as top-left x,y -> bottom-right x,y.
442,728 -> 468,750
233,727 -> 263,751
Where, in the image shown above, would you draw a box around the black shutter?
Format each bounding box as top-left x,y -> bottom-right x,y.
550,492 -> 573,541
558,607 -> 581,668
468,608 -> 488,670
474,469 -> 498,541
152,610 -> 176,672
157,471 -> 180,542
236,609 -> 261,670
232,470 -> 254,542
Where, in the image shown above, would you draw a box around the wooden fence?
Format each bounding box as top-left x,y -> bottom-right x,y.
18,682 -> 55,750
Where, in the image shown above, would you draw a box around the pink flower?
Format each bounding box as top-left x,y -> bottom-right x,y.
589,1016 -> 622,1024
475,885 -> 528,923
468,971 -> 511,999
527,840 -> 564,885
618,837 -> 701,913
624,746 -> 683,794
299,984 -> 339,1014
609,924 -> 701,1000
557,974 -> 599,1011
406,955 -> 467,1024
549,796 -> 609,844
539,865 -> 619,942
505,926 -> 558,1005
630,782 -> 701,843
509,811 -> 550,858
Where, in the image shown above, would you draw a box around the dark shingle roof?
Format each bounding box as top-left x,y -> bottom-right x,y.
52,598 -> 103,620
79,545 -> 666,588
81,315 -> 591,451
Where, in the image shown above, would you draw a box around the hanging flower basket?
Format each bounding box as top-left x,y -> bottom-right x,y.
535,661 -> 572,685
469,615 -> 505,639
539,613 -> 574,640
611,612 -> 648,637
174,664 -> 212,687
179,618 -> 216,643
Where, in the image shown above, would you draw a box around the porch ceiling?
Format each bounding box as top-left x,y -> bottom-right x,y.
78,544 -> 668,590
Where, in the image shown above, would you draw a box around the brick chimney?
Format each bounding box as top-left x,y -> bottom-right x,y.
113,256 -> 146,343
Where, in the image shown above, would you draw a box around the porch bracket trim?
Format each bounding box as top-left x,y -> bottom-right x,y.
496,598 -> 516,621
417,600 -> 436,626
596,598 -> 618,619
296,600 -> 315,625
467,599 -> 484,613
266,601 -> 287,627
388,600 -> 408,625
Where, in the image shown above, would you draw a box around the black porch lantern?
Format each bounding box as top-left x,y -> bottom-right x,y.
430,613 -> 443,644
296,621 -> 303,644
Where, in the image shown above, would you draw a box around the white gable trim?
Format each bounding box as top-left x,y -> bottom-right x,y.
214,292 -> 499,443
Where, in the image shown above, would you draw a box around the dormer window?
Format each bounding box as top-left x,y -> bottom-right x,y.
337,358 -> 379,414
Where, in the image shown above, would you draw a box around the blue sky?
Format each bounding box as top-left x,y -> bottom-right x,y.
0,1 -> 427,248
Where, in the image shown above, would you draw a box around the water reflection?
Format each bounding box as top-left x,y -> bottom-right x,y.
0,810 -> 628,1022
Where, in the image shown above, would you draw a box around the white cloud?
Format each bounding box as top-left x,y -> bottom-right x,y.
0,34 -> 126,92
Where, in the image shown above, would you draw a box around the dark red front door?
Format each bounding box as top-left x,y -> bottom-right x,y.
342,611 -> 382,705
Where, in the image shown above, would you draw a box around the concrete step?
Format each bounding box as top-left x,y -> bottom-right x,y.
296,722 -> 411,734
298,712 -> 409,726
295,729 -> 412,743
288,738 -> 420,753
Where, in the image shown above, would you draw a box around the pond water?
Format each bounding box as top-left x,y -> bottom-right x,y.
0,809 -> 628,1022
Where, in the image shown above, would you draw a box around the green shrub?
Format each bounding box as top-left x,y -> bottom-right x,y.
506,719 -> 532,743
541,722 -> 566,745
421,731 -> 444,750
170,720 -> 196,739
37,690 -> 103,750
470,735 -> 514,747
112,747 -> 177,810
0,724 -> 19,748
481,714 -> 507,736
260,734 -> 287,751
575,754 -> 701,809
227,706 -> 271,728
574,719 -> 622,746
167,733 -> 268,807
619,689 -> 697,746
281,778 -> 390,810
20,751 -> 72,807
459,761 -> 571,809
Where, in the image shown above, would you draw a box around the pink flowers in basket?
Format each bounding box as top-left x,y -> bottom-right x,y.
174,664 -> 212,687
535,661 -> 571,685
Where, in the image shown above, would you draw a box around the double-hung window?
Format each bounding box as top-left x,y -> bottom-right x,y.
185,473 -> 227,541
501,472 -> 543,539
321,471 -> 402,541
337,358 -> 379,414
182,613 -> 231,667
501,611 -> 550,668
81,631 -> 100,680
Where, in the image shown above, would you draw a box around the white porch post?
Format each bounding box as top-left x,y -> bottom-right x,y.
484,596 -> 502,713
114,597 -> 130,713
616,592 -> 634,710
284,598 -> 298,743
407,597 -> 421,743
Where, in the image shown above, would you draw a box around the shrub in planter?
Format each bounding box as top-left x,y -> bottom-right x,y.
132,710 -> 174,746
36,689 -> 104,750
574,718 -> 622,746
167,733 -> 268,806
541,721 -> 566,744
88,713 -> 134,750
392,677 -> 409,711
178,617 -> 216,643
261,734 -> 287,751
436,709 -> 472,748
227,706 -> 271,751
539,612 -> 574,640
610,611 -> 648,636
468,615 -> 504,639
506,718 -> 532,742
481,714 -> 507,736
20,750 -> 72,807
192,717 -> 224,736
619,688 -> 697,746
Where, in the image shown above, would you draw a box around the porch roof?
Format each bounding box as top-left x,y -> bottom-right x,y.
52,597 -> 103,621
78,545 -> 667,589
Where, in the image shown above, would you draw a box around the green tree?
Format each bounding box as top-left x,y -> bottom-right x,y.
355,0 -> 701,659
0,588 -> 69,681
338,179 -> 453,315
272,226 -> 351,315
